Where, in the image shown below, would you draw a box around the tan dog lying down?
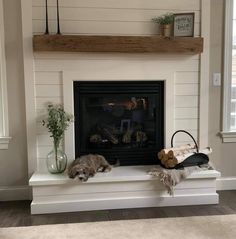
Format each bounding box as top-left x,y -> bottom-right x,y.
68,154 -> 112,181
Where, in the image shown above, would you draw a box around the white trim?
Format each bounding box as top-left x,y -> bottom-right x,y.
63,71 -> 174,163
199,0 -> 211,148
21,0 -> 37,175
31,194 -> 219,214
223,0 -> 234,133
0,0 -> 10,147
216,177 -> 236,190
0,185 -> 31,201
0,136 -> 11,149
29,167 -> 221,186
220,131 -> 236,142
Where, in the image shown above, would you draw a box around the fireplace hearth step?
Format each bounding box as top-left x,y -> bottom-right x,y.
29,166 -> 220,215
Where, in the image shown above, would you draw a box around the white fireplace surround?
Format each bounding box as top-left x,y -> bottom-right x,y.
28,70 -> 220,215
19,0 -> 222,214
63,71 -> 173,164
21,0 -> 210,175
21,0 -> 211,175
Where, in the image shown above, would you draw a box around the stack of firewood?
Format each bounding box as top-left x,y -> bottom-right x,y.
158,144 -> 212,169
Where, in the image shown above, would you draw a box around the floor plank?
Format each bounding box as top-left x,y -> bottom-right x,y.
0,191 -> 236,228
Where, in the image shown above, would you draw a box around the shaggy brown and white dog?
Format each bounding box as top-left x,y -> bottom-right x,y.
68,154 -> 112,182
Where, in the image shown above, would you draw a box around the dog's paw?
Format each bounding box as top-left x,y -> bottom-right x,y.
97,167 -> 103,172
104,166 -> 112,172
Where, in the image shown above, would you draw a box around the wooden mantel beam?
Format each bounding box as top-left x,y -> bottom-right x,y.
33,35 -> 204,54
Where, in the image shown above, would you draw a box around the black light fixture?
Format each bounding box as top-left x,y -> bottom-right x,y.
45,0 -> 49,34
56,0 -> 61,34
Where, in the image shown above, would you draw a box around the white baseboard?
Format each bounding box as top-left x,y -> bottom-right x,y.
31,194 -> 219,215
216,177 -> 236,191
0,185 -> 31,201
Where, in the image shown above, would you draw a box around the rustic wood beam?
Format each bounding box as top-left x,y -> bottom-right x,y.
33,35 -> 204,54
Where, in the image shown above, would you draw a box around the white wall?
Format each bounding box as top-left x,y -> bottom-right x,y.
32,0 -> 200,36
0,0 -> 29,201
31,0 -> 201,172
209,0 -> 236,179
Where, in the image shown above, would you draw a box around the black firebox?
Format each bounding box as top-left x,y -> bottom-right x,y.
74,81 -> 164,166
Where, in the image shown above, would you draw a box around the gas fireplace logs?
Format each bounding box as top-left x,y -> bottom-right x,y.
158,144 -> 212,169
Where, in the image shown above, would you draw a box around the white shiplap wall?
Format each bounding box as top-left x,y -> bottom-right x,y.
32,0 -> 200,171
32,0 -> 200,35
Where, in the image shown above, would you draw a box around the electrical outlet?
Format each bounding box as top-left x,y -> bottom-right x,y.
213,73 -> 221,86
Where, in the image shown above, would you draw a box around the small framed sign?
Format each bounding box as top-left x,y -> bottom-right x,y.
173,13 -> 195,37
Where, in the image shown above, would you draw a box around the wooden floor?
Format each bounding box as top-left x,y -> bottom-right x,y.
0,191 -> 236,228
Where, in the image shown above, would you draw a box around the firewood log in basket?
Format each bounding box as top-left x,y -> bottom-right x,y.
158,130 -> 211,169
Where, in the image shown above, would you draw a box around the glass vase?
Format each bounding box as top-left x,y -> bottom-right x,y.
46,146 -> 67,174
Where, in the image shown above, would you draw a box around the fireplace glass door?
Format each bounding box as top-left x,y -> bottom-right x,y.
74,81 -> 164,166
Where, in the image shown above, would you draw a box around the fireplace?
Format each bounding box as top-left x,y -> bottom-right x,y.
74,81 -> 164,166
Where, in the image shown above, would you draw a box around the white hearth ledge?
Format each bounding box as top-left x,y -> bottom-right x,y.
29,166 -> 220,214
30,166 -> 220,186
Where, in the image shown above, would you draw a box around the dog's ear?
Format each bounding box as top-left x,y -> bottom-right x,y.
68,165 -> 78,179
67,159 -> 80,178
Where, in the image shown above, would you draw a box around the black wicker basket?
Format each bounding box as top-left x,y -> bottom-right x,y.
161,130 -> 209,169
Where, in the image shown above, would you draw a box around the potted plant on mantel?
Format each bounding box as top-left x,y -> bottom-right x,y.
42,104 -> 73,174
152,13 -> 174,38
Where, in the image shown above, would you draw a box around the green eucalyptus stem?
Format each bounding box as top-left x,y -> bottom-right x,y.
53,139 -> 60,171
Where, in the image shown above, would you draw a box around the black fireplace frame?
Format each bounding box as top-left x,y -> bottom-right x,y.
74,81 -> 164,166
